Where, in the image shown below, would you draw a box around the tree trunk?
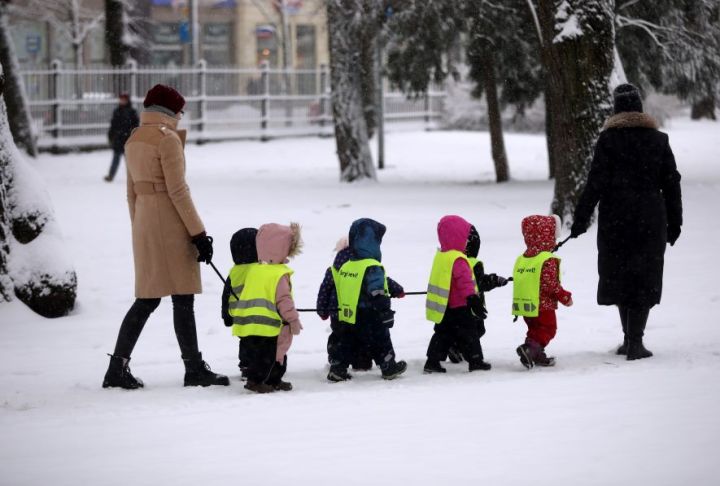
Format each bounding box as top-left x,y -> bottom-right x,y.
481,48 -> 510,183
691,96 -> 717,120
327,0 -> 377,182
105,0 -> 128,66
360,26 -> 378,140
538,0 -> 615,223
128,0 -> 152,64
0,4 -> 37,157
0,71 -> 12,301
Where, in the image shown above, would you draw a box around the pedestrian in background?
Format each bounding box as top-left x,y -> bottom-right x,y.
104,93 -> 139,182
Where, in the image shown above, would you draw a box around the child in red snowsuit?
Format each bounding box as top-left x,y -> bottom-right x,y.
515,215 -> 573,368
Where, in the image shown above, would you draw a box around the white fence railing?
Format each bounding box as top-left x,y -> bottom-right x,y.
19,61 -> 446,150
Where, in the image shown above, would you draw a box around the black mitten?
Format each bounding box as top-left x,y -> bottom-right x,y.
467,294 -> 487,320
192,233 -> 214,264
380,309 -> 395,328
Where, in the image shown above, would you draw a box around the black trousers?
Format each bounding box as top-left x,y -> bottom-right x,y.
238,339 -> 248,369
112,295 -> 200,360
426,307 -> 483,363
327,318 -> 374,369
242,336 -> 286,385
333,309 -> 395,370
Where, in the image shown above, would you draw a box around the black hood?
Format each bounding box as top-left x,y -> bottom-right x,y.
230,228 -> 258,264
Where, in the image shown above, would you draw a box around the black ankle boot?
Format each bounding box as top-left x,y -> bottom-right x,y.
327,366 -> 352,382
423,360 -> 447,374
616,336 -> 629,355
381,359 -> 407,380
183,354 -> 230,386
627,340 -> 653,360
103,354 -> 144,389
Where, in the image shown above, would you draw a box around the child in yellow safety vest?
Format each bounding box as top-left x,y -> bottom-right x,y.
424,215 -> 493,373
327,218 -> 407,382
225,223 -> 303,393
512,215 -> 573,369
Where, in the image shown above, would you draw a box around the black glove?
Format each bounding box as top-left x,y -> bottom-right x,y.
379,309 -> 395,328
477,319 -> 486,338
371,294 -> 392,312
467,294 -> 487,320
192,233 -> 214,264
570,221 -> 587,238
667,225 -> 681,246
487,274 -> 509,289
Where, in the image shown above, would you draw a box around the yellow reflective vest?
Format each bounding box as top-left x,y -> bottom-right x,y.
512,251 -> 559,317
426,250 -> 478,324
230,263 -> 293,338
331,259 -> 388,324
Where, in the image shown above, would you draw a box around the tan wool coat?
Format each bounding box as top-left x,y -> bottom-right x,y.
124,111 -> 206,298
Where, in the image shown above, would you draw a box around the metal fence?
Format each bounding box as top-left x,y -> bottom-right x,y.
19,61 -> 446,150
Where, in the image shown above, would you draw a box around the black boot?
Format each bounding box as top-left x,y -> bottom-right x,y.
273,380 -> 293,391
617,306 -> 629,355
468,359 -> 492,371
183,354 -> 230,386
626,307 -> 653,361
245,381 -> 274,393
381,359 -> 407,380
423,359 -> 447,374
516,344 -> 534,370
102,354 -> 144,389
534,349 -> 556,367
327,366 -> 352,382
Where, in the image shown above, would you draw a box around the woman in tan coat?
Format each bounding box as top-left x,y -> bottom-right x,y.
103,84 -> 228,389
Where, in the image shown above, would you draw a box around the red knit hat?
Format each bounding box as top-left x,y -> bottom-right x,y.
143,84 -> 185,114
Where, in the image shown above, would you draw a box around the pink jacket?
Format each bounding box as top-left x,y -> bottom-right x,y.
256,223 -> 303,362
437,215 -> 477,309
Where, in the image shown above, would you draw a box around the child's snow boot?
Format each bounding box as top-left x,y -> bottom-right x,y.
245,381 -> 274,393
327,366 -> 352,382
447,346 -> 464,364
273,380 -> 293,391
468,359 -> 492,371
102,354 -> 144,389
381,359 -> 407,380
516,344 -> 535,370
183,354 -> 230,387
423,359 -> 447,374
534,349 -> 556,367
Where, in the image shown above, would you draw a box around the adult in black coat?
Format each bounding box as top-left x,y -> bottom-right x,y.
571,84 -> 683,360
104,93 -> 139,182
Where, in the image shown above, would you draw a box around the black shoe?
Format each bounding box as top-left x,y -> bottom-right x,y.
469,360 -> 492,371
245,381 -> 274,393
381,360 -> 407,380
273,380 -> 293,391
447,346 -> 464,364
616,336 -> 629,355
183,355 -> 230,387
423,360 -> 447,374
627,341 -> 653,360
534,350 -> 556,367
327,367 -> 352,382
104,175 -> 113,182
102,354 -> 144,389
516,344 -> 534,370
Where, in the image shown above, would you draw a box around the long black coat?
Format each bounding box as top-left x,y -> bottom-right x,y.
108,104 -> 139,152
573,112 -> 683,308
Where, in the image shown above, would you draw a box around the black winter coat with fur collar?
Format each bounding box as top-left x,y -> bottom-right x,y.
573,112 -> 683,307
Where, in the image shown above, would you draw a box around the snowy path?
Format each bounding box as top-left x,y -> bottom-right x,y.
1,120 -> 719,485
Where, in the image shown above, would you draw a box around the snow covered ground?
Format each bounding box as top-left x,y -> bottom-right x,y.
1,119 -> 719,485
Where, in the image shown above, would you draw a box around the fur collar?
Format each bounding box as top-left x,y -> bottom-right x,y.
602,112 -> 659,131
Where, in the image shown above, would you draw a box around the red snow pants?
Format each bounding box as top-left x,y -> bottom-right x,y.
523,310 -> 557,348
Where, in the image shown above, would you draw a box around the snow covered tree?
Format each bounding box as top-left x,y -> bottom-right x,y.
0,66 -> 77,317
105,0 -> 129,66
615,0 -> 720,120
0,1 -> 37,157
326,0 -> 381,181
537,0 -> 615,223
386,0 -> 543,183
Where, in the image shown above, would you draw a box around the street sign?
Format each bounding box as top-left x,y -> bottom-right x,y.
179,21 -> 191,43
26,35 -> 41,54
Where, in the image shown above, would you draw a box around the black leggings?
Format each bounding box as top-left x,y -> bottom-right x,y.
112,295 -> 200,360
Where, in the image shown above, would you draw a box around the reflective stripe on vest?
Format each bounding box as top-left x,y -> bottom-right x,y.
331,259 -> 388,325
511,251 -> 559,317
426,250 -> 478,324
230,263 -> 293,338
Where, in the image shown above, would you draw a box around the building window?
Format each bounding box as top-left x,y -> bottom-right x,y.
255,24 -> 278,67
295,24 -> 316,69
202,23 -> 233,66
152,23 -> 183,66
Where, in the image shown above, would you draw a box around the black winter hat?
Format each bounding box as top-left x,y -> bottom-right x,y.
613,83 -> 643,114
466,225 -> 480,259
230,228 -> 258,265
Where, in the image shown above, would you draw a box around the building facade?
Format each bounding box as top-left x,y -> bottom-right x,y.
10,0 -> 329,68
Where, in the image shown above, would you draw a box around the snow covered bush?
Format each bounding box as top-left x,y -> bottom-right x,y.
0,71 -> 77,318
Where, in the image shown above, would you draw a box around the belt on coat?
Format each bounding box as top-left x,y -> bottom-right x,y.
133,182 -> 167,195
